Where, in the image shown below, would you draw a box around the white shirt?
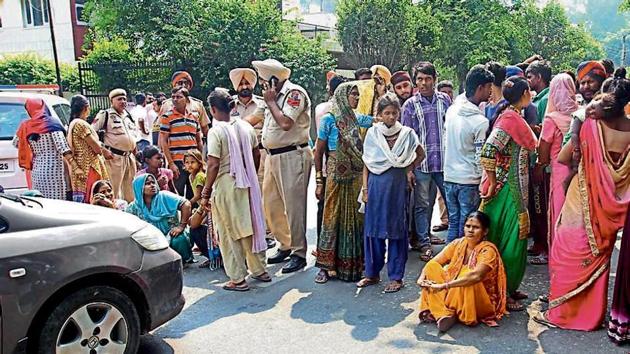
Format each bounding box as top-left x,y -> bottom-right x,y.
130,104 -> 151,143
443,98 -> 489,185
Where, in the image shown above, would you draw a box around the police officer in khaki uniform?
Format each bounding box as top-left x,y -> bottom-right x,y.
160,71 -> 211,137
230,68 -> 276,250
251,59 -> 312,273
92,89 -> 138,202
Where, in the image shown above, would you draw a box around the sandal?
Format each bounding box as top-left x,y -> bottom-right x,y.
419,246 -> 433,262
251,272 -> 272,283
506,299 -> 525,312
223,280 -> 250,292
533,311 -> 558,328
511,290 -> 529,300
356,277 -> 380,288
529,255 -> 548,265
430,236 -> 446,245
432,224 -> 448,232
384,280 -> 403,293
198,260 -> 211,269
538,294 -> 549,303
418,310 -> 436,323
314,270 -> 329,284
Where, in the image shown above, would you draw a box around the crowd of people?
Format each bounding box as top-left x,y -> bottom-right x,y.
11,54 -> 630,343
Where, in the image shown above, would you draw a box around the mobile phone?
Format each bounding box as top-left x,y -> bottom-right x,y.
270,75 -> 279,88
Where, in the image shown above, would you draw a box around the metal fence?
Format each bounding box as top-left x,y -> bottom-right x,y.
78,59 -> 182,112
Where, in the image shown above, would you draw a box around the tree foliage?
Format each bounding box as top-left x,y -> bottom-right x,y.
0,53 -> 79,92
338,0 -> 604,86
336,0 -> 440,70
83,0 -> 334,102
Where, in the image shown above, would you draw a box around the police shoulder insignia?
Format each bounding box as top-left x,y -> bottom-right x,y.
286,90 -> 302,108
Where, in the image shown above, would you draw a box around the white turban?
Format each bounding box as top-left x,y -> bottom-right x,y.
252,59 -> 291,82
229,68 -> 257,91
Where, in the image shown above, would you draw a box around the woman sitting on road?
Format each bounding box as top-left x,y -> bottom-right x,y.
418,211 -> 507,332
90,179 -> 127,210
126,174 -> 193,263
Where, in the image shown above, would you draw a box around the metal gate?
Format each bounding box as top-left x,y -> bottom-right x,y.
77,59 -> 180,111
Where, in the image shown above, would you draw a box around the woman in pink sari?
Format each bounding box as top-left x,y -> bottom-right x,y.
534,74 -> 630,331
535,74 -> 578,259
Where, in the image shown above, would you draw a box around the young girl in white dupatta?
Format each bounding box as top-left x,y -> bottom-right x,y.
357,93 -> 425,293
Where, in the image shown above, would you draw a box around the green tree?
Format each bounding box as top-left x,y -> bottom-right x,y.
0,53 -> 79,92
514,0 -> 604,72
422,0 -> 518,85
84,0 -> 334,102
336,0 -> 440,70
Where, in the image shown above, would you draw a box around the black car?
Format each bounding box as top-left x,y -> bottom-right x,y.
0,193 -> 185,353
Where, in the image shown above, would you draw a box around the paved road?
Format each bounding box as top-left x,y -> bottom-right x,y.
138,176 -> 627,354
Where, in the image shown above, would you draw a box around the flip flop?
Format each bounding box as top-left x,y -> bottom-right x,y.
430,236 -> 446,245
314,270 -> 329,284
506,300 -> 525,312
533,312 -> 558,328
529,255 -> 548,265
384,281 -> 404,293
223,280 -> 250,292
419,247 -> 433,262
432,224 -> 449,232
511,290 -> 529,300
251,272 -> 272,282
356,277 -> 380,288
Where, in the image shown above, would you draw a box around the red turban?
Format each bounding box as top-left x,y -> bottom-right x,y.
171,71 -> 194,89
577,61 -> 607,82
391,71 -> 412,86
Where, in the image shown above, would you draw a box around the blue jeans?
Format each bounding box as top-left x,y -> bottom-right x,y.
444,181 -> 481,243
413,171 -> 447,247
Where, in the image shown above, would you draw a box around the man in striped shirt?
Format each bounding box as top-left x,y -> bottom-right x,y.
159,87 -> 203,198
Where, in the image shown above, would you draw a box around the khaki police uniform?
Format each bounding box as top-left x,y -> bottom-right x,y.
92,108 -> 138,202
232,95 -> 265,184
160,96 -> 210,135
257,80 -> 312,258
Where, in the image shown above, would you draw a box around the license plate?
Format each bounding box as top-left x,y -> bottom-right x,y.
0,160 -> 14,172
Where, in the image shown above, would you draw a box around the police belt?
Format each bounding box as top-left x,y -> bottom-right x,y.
266,143 -> 309,156
105,145 -> 132,156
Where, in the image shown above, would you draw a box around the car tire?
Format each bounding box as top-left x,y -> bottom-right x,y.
36,285 -> 141,354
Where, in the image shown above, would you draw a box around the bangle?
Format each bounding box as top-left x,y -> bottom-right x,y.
316,171 -> 323,178
361,187 -> 368,191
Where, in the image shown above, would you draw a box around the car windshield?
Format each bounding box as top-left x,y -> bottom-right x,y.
0,102 -> 70,141
0,103 -> 29,140
52,103 -> 71,125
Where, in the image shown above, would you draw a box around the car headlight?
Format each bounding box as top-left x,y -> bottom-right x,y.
131,224 -> 169,251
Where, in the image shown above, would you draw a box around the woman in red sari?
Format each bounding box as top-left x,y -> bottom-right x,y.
535,71 -> 630,331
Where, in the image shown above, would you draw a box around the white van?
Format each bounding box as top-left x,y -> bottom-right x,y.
0,92 -> 71,194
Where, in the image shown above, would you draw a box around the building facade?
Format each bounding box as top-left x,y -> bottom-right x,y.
0,0 -> 87,62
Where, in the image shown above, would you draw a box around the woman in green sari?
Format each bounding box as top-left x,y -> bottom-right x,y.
314,82 -> 374,283
479,76 -> 538,311
127,173 -> 194,263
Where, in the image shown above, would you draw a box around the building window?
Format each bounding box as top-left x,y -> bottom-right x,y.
21,0 -> 49,28
75,0 -> 87,25
299,0 -> 337,14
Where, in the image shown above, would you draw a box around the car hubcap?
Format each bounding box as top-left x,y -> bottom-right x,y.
56,302 -> 128,354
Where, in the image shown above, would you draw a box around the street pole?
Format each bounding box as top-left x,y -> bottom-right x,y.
46,0 -> 64,97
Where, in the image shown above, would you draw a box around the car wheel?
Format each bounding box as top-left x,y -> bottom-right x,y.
37,286 -> 141,354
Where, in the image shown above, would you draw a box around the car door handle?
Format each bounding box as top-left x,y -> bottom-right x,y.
9,268 -> 26,278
